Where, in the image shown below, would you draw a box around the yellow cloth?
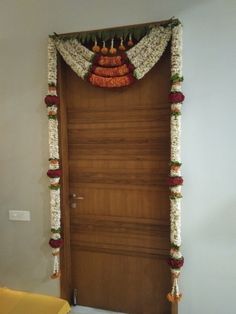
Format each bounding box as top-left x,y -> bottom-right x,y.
0,288 -> 71,314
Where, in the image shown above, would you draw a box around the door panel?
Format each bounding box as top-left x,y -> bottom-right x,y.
59,46 -> 171,314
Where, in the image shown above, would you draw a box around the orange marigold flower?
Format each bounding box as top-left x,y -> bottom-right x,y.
92,64 -> 134,77
89,73 -> 135,88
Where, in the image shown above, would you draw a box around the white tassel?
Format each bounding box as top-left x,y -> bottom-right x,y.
51,254 -> 60,279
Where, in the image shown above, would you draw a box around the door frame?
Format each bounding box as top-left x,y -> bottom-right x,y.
56,21 -> 179,314
58,55 -> 72,302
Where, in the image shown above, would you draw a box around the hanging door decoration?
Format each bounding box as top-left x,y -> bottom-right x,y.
44,18 -> 185,303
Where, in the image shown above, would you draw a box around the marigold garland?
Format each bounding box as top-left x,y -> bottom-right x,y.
88,73 -> 135,88
45,21 -> 185,300
95,54 -> 126,67
92,63 -> 134,77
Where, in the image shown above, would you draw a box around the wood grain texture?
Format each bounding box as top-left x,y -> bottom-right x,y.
59,44 -> 176,313
57,56 -> 72,302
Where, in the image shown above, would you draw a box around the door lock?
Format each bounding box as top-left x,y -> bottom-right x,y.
70,193 -> 84,209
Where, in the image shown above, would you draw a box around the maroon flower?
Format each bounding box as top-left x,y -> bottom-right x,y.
49,238 -> 63,248
169,92 -> 185,103
168,256 -> 184,269
167,176 -> 183,186
44,95 -> 60,106
47,169 -> 62,178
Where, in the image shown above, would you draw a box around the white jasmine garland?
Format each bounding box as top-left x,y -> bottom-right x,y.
170,198 -> 181,246
69,38 -> 94,61
127,26 -> 169,60
48,38 -> 57,86
167,23 -> 184,303
170,23 -> 183,246
171,24 -> 183,77
127,27 -> 171,66
134,29 -> 171,79
46,37 -> 62,278
50,189 -> 61,230
48,119 -> 59,160
57,39 -> 92,70
128,26 -> 172,79
171,115 -> 181,162
55,40 -> 91,79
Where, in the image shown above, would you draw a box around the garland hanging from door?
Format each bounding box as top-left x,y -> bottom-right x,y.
44,18 -> 185,303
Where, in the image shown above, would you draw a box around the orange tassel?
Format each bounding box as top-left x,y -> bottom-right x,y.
118,37 -> 126,51
167,293 -> 182,303
101,41 -> 108,54
92,45 -> 100,53
92,39 -> 100,53
127,34 -> 134,47
109,47 -> 117,54
50,271 -> 61,279
109,38 -> 117,55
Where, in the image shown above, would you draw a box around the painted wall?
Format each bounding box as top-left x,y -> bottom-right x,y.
0,0 -> 235,313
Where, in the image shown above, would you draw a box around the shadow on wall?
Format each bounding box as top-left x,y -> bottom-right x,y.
198,200 -> 236,245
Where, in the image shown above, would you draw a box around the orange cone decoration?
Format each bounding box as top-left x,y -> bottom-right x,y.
92,38 -> 100,53
101,40 -> 108,54
109,38 -> 117,55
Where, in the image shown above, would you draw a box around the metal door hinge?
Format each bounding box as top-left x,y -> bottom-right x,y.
72,288 -> 78,306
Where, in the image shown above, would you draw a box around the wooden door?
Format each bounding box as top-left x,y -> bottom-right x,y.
59,46 -> 172,314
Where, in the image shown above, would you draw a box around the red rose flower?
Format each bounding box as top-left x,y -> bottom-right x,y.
47,169 -> 62,178
44,95 -> 60,106
167,176 -> 183,186
168,256 -> 184,269
49,238 -> 64,248
169,92 -> 185,103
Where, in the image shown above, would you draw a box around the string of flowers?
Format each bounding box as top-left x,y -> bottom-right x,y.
51,25 -> 173,88
45,22 -> 185,300
167,22 -> 185,303
44,37 -> 63,279
126,26 -> 172,79
55,39 -> 91,79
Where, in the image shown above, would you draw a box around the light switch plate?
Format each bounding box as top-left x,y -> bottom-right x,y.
9,210 -> 31,221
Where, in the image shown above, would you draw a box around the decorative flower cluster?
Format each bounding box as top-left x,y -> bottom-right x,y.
167,23 -> 185,303
127,26 -> 172,79
55,39 -> 92,79
50,25 -> 172,88
45,22 -> 185,300
89,73 -> 135,88
45,38 -> 63,279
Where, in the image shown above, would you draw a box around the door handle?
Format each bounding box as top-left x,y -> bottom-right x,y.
70,193 -> 84,200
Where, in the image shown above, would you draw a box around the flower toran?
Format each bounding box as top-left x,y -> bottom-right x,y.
45,20 -> 185,302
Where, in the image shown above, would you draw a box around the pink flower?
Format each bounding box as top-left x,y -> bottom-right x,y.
167,176 -> 184,186
49,238 -> 63,248
168,256 -> 184,269
47,169 -> 62,178
44,95 -> 60,106
169,92 -> 185,103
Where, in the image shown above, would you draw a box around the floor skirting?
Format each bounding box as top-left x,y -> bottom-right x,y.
70,305 -> 126,314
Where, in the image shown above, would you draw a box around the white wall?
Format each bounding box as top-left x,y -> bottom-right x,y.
0,0 -> 235,313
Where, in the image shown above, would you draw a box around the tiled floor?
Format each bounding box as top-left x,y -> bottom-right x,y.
70,305 -> 126,314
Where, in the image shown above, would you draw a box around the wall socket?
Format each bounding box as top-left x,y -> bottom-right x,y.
9,210 -> 31,221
